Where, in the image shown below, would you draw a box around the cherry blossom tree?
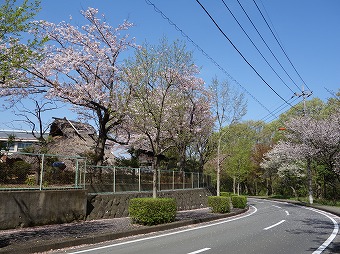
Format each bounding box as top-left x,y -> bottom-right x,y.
167,87 -> 213,172
209,77 -> 247,196
1,7 -> 136,165
262,110 -> 340,203
123,38 -> 208,198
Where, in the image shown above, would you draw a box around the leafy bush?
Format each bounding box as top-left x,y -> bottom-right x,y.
10,160 -> 31,183
129,198 -> 177,226
25,175 -> 36,186
231,195 -> 247,209
221,192 -> 233,197
208,196 -> 231,213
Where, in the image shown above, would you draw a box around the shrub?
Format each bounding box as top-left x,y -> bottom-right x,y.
129,198 -> 177,226
11,160 -> 31,183
25,175 -> 36,186
208,196 -> 231,213
231,195 -> 247,209
220,192 -> 232,197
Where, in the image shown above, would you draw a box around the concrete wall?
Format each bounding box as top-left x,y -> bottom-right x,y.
0,190 -> 87,230
0,188 -> 213,229
86,188 -> 212,220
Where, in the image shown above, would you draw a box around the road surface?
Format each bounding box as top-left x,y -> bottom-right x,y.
54,198 -> 340,254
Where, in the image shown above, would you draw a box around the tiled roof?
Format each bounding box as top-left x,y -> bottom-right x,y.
0,130 -> 45,141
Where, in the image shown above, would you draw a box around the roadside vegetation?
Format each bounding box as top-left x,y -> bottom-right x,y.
0,0 -> 339,206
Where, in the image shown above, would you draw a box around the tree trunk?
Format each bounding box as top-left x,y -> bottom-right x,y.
216,135 -> 221,196
233,175 -> 236,194
307,158 -> 313,204
152,156 -> 158,198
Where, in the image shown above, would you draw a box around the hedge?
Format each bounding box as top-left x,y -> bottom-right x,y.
231,195 -> 247,209
128,198 -> 177,226
208,196 -> 231,213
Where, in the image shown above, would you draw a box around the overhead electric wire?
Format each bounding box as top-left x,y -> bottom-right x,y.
144,0 -> 278,121
252,0 -> 312,92
220,0 -> 295,94
144,0 -> 305,126
259,96 -> 300,123
195,0 -> 295,109
235,0 -> 302,93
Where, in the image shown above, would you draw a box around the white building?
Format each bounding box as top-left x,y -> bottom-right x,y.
0,130 -> 40,154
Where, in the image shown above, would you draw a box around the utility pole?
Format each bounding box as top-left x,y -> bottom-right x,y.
293,85 -> 313,204
293,85 -> 313,116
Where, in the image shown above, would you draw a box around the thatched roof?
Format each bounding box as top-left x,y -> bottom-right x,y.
46,117 -> 96,157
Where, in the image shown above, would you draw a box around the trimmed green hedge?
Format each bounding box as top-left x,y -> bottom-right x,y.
208,196 -> 231,213
128,198 -> 177,226
231,195 -> 247,209
220,192 -> 232,197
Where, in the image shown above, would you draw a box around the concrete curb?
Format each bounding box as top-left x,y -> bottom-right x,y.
0,208 -> 248,254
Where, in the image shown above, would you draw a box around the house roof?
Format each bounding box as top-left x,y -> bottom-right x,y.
0,130 -> 42,142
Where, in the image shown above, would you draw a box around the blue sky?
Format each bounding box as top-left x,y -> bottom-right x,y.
1,0 -> 339,130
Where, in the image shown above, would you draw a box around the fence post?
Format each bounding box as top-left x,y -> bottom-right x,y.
138,168 -> 141,192
158,169 -> 161,191
83,160 -> 86,189
183,171 -> 185,189
113,166 -> 116,193
191,172 -> 194,189
39,154 -> 44,191
75,159 -> 79,188
172,170 -> 175,190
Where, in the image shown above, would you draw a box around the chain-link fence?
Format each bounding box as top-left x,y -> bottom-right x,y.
0,152 -> 86,190
0,153 -> 211,192
86,165 -> 211,193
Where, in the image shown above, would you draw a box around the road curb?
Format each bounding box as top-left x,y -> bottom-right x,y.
0,208 -> 248,254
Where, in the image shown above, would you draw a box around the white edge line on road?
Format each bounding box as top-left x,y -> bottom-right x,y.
188,247 -> 211,254
68,205 -> 258,254
252,198 -> 339,253
263,220 -> 285,230
285,210 -> 289,216
304,207 -> 339,254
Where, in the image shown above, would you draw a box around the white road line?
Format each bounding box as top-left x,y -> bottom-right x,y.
272,205 -> 282,209
255,198 -> 339,253
188,247 -> 211,254
304,207 -> 339,254
68,206 -> 258,254
263,220 -> 285,230
285,210 -> 290,216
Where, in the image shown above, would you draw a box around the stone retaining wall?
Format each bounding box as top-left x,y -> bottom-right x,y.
86,188 -> 212,220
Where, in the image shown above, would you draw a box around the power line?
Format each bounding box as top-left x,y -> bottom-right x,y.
195,0 -> 295,108
234,0 -> 302,93
144,0 -> 278,121
220,0 -> 295,94
252,0 -> 312,92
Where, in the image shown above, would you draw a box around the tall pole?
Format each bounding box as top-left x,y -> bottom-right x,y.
293,85 -> 312,116
294,86 -> 313,204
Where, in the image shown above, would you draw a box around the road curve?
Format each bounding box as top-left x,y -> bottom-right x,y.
56,198 -> 340,254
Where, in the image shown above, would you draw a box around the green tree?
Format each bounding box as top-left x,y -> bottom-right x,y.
0,0 -> 42,87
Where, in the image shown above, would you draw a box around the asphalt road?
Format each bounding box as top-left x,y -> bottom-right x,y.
55,198 -> 340,254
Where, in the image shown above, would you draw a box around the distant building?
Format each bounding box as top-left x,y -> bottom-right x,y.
0,130 -> 41,154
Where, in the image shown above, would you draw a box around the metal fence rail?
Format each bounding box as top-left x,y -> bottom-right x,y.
86,165 -> 211,193
0,152 -> 86,191
0,153 -> 211,192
